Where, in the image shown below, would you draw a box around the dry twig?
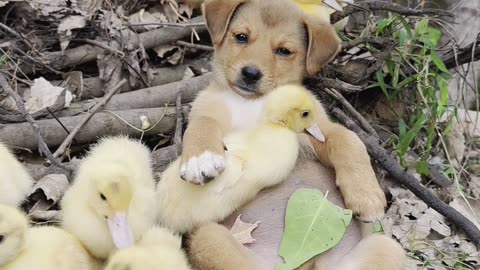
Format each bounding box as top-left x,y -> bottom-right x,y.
331,1 -> 454,24
332,108 -> 480,245
52,79 -> 127,159
176,41 -> 214,52
322,87 -> 379,138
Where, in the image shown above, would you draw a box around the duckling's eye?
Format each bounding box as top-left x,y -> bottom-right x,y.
276,48 -> 293,57
234,33 -> 248,44
100,193 -> 106,201
0,235 -> 4,243
302,111 -> 310,118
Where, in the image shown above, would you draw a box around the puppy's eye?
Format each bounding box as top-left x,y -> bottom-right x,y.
0,235 -> 4,243
100,193 -> 106,201
234,33 -> 248,44
302,111 -> 310,118
276,48 -> 293,57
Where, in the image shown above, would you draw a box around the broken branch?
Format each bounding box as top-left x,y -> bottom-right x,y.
52,79 -> 127,159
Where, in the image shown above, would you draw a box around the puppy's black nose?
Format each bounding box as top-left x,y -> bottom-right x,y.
241,66 -> 263,83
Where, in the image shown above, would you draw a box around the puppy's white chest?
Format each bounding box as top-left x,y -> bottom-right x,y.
223,91 -> 264,131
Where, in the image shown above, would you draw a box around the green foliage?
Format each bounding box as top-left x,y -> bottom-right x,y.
372,15 -> 453,173
277,189 -> 352,270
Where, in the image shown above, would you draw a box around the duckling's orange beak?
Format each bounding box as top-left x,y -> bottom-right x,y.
107,213 -> 134,249
306,123 -> 325,142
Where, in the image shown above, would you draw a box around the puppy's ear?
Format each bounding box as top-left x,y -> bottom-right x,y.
204,0 -> 246,46
304,17 -> 341,75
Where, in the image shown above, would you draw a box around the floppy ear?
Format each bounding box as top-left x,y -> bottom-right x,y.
304,17 -> 341,75
204,0 -> 246,46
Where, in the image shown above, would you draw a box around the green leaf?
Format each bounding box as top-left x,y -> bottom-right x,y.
376,70 -> 389,98
415,160 -> 430,176
430,50 -> 449,73
276,189 -> 352,270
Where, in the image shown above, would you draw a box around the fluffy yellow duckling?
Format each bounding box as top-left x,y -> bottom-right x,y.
104,227 -> 191,270
0,204 -> 98,270
295,0 -> 352,30
61,136 -> 157,260
0,143 -> 34,207
156,85 -> 325,233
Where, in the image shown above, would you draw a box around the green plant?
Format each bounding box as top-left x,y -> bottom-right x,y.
369,14 -> 453,175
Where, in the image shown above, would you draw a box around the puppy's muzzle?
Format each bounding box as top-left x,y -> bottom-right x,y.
233,66 -> 263,95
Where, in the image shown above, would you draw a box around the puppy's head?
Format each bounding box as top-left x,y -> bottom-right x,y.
204,0 -> 341,98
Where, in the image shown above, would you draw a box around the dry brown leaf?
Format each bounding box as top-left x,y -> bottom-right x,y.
128,8 -> 169,32
24,77 -> 73,114
0,96 -> 18,112
154,45 -> 184,65
28,174 -> 69,213
62,71 -> 84,101
58,15 -> 87,53
230,214 -> 260,245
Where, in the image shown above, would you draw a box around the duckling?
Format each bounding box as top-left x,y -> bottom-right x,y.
61,136 -> 157,260
156,85 -> 325,233
0,143 -> 34,207
104,227 -> 191,270
295,0 -> 352,30
0,204 -> 98,270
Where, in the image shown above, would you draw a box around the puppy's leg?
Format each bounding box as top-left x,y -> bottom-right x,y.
321,234 -> 406,270
185,223 -> 260,270
180,89 -> 232,185
309,110 -> 386,222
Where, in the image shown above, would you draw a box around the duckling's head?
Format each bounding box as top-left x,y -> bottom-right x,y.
0,204 -> 28,265
262,84 -> 325,142
88,163 -> 135,249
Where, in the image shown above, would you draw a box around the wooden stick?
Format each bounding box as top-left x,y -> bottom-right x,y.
52,79 -> 127,159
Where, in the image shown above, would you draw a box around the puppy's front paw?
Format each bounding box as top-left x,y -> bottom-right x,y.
180,151 -> 226,185
340,174 -> 387,222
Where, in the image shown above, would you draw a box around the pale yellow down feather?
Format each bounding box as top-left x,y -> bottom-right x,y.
0,143 -> 33,207
104,227 -> 191,270
0,204 -> 100,270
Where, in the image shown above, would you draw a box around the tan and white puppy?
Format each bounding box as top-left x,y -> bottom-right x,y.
182,0 -> 384,225
180,0 -> 406,269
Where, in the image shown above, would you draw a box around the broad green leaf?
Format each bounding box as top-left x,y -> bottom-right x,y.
276,189 -> 352,270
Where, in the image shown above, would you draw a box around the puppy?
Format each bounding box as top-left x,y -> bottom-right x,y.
181,0 -> 406,269
182,0 -> 384,225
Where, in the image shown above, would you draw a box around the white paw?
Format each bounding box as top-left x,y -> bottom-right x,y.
180,151 -> 226,185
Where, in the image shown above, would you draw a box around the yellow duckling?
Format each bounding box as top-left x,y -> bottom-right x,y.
0,204 -> 98,270
0,143 -> 34,207
295,0 -> 352,30
156,85 -> 325,233
61,136 -> 157,260
104,227 -> 191,270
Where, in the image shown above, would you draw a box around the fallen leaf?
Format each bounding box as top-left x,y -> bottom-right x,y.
229,214 -> 260,245
445,120 -> 466,168
28,174 -> 69,207
58,15 -> 87,53
277,189 -> 352,270
128,8 -> 169,32
0,95 -> 18,112
24,77 -> 73,114
62,71 -> 84,101
153,45 -> 184,65
449,199 -> 480,231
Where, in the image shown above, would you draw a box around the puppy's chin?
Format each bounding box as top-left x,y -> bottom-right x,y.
231,84 -> 260,98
